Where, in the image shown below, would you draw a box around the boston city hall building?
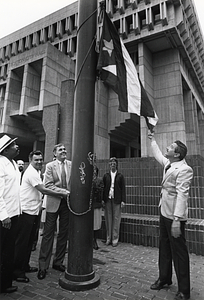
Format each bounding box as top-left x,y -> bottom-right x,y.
0,0 -> 204,254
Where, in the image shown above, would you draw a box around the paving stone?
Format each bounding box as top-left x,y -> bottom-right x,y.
1,235 -> 204,300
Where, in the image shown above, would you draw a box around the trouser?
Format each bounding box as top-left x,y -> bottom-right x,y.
14,213 -> 39,277
93,230 -> 99,241
38,199 -> 69,270
104,199 -> 121,244
159,214 -> 190,296
0,216 -> 18,292
32,210 -> 42,249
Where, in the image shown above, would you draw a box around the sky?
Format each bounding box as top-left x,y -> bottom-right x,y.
0,0 -> 204,39
0,0 -> 76,39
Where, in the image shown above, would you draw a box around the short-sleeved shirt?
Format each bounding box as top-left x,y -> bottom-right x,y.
20,164 -> 43,215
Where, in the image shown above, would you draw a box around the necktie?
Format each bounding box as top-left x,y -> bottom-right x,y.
20,171 -> 24,185
61,162 -> 67,188
165,164 -> 171,173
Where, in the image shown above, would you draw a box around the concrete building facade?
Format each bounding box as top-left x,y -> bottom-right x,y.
1,0 -> 204,161
0,0 -> 204,254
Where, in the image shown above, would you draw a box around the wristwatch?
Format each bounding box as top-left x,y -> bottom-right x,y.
174,216 -> 180,221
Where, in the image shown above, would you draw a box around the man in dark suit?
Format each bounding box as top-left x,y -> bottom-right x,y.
148,131 -> 193,300
103,157 -> 126,247
38,144 -> 71,280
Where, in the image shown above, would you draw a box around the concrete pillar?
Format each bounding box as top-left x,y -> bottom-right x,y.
94,80 -> 110,159
0,85 -> 5,101
184,89 -> 200,155
42,104 -> 60,162
138,42 -> 154,157
58,79 -> 75,161
19,62 -> 42,116
33,140 -> 44,153
150,48 -> 186,153
19,64 -> 28,115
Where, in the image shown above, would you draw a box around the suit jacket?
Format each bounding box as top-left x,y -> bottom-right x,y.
103,172 -> 126,204
44,159 -> 71,213
151,140 -> 193,220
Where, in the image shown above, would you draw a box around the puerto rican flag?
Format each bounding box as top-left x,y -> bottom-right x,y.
97,11 -> 158,132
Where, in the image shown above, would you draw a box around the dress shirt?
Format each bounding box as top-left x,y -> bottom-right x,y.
0,156 -> 21,220
57,160 -> 68,176
57,159 -> 69,188
165,164 -> 171,173
109,171 -> 117,199
61,161 -> 67,189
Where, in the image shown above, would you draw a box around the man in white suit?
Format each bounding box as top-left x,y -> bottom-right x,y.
38,144 -> 71,280
148,131 -> 193,300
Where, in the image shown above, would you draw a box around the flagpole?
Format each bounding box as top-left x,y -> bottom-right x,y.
59,0 -> 100,291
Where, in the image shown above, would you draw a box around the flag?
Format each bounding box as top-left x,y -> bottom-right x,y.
97,11 -> 158,131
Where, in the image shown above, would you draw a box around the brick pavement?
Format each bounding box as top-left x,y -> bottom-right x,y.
1,232 -> 204,300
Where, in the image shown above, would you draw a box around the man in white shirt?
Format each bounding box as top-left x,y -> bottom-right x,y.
0,135 -> 20,294
13,150 -> 69,283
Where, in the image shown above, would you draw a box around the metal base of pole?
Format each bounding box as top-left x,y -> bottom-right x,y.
59,271 -> 100,291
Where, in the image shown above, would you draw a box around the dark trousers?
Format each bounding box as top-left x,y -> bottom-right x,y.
14,213 -> 39,278
0,216 -> 18,292
32,210 -> 42,249
159,214 -> 190,296
39,199 -> 69,270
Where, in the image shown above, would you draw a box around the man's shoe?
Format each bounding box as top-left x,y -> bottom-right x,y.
52,264 -> 65,272
112,242 -> 118,247
15,276 -> 29,283
31,244 -> 36,251
150,278 -> 172,290
37,269 -> 47,280
93,240 -> 99,250
105,240 -> 111,246
2,286 -> 18,293
25,266 -> 38,273
174,292 -> 190,300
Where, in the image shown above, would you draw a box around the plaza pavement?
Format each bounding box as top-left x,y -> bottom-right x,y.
1,231 -> 204,300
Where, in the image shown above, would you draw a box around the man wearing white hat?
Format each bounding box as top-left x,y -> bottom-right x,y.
0,135 -> 21,294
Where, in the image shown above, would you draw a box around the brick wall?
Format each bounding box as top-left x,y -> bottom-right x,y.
97,155 -> 204,255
